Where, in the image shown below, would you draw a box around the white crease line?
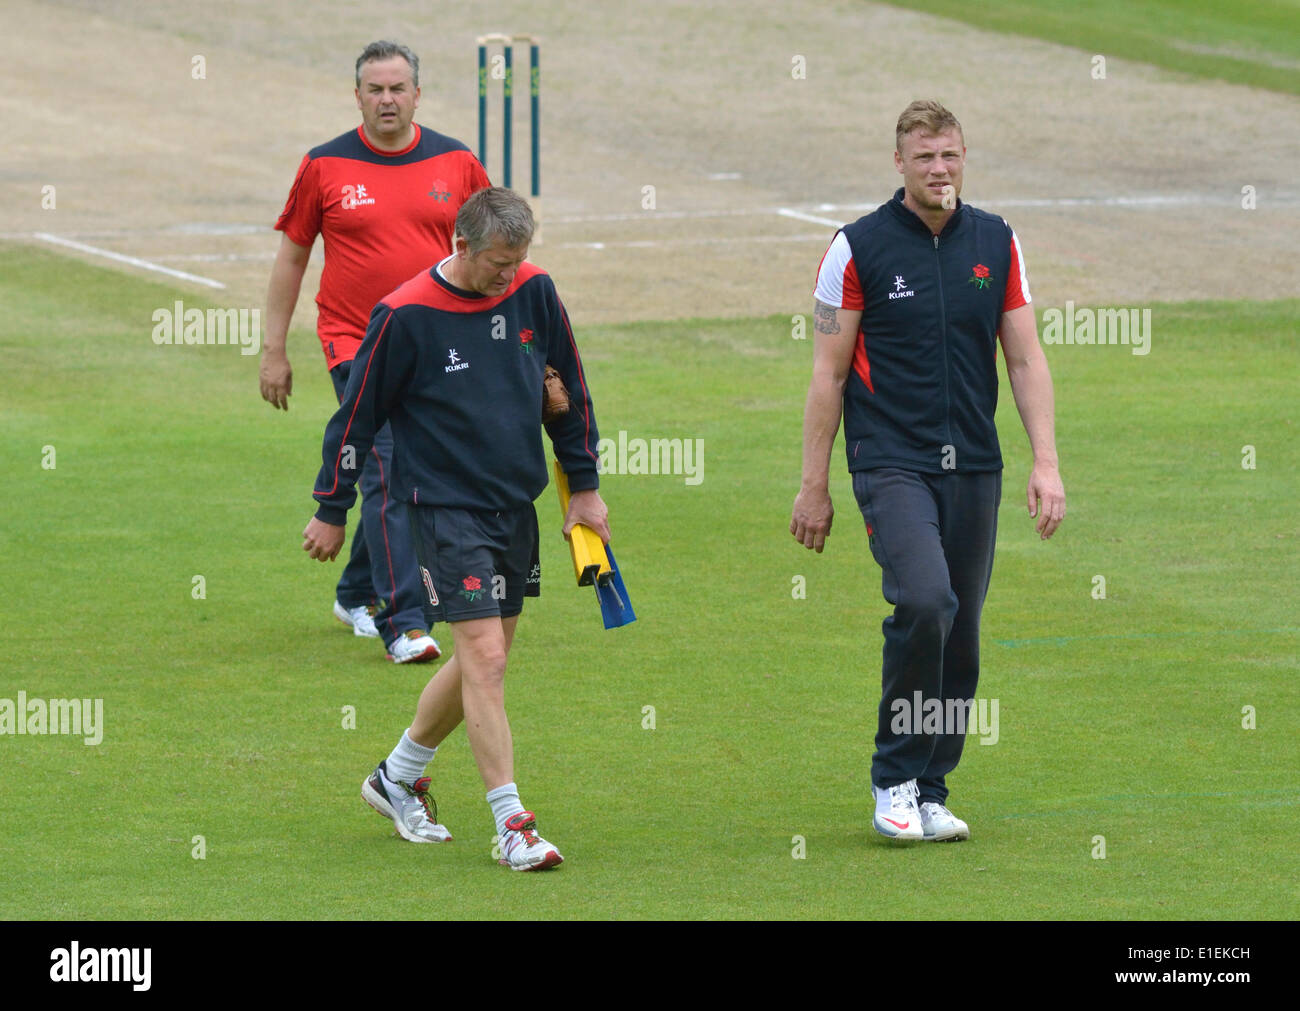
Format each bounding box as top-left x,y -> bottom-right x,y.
552,193 -> 1279,225
990,195 -> 1233,208
557,232 -> 832,250
32,232 -> 226,289
549,207 -> 771,223
152,252 -> 277,263
811,194 -> 1277,212
168,224 -> 265,235
11,189 -> 1293,270
777,207 -> 844,227
8,192 -> 1294,247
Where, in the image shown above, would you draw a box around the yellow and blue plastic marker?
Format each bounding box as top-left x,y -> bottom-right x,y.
553,460 -> 635,629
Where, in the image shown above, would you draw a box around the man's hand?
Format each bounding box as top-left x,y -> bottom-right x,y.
791,299 -> 857,555
302,517 -> 346,560
999,303 -> 1064,541
563,489 -> 610,544
260,350 -> 293,411
791,486 -> 834,552
1027,463 -> 1065,540
261,233 -> 311,411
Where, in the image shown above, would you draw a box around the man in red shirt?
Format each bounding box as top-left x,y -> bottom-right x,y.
260,40 -> 491,662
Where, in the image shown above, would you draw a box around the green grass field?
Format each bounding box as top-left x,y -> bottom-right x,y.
885,0 -> 1300,95
2,245 -> 1297,919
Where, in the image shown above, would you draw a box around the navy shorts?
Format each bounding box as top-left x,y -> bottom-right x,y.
405,503 -> 540,622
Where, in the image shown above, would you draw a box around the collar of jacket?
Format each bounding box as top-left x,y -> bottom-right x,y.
885,186 -> 965,239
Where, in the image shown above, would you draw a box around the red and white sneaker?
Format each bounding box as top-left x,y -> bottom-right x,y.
497,811 -> 564,871
872,780 -> 923,841
361,761 -> 452,843
386,630 -> 441,663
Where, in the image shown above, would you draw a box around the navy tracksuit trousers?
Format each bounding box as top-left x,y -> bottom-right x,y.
852,467 -> 1001,806
330,361 -> 429,647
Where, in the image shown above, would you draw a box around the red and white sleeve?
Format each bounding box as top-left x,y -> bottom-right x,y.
813,231 -> 864,310
1003,226 -> 1032,311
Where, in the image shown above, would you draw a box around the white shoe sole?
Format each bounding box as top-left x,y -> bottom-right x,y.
923,826 -> 970,842
386,640 -> 441,663
501,848 -> 564,871
361,776 -> 451,843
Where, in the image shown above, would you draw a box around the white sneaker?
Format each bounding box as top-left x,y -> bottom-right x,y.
498,811 -> 564,871
334,600 -> 380,638
386,630 -> 441,663
919,801 -> 970,842
361,761 -> 452,842
872,779 -> 923,841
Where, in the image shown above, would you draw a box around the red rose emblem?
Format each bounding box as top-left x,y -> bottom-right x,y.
973,264 -> 989,278
463,576 -> 482,591
968,264 -> 993,290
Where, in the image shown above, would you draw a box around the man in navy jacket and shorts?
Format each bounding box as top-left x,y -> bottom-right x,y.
303,187 -> 609,870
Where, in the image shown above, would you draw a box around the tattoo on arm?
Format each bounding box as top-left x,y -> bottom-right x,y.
814,300 -> 840,335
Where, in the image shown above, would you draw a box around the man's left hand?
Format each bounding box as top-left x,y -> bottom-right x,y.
564,489 -> 611,544
1027,463 -> 1065,540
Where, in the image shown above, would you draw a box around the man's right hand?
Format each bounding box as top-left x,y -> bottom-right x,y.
302,517 -> 345,561
790,486 -> 834,553
260,350 -> 293,410
563,489 -> 611,544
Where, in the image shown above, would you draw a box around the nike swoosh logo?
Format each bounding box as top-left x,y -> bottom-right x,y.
882,818 -> 910,830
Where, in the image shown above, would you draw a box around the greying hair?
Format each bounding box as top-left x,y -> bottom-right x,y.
456,187 -> 535,254
355,40 -> 419,89
895,99 -> 963,152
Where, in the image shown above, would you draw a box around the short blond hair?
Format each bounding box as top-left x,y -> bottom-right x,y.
895,100 -> 963,153
456,186 -> 535,254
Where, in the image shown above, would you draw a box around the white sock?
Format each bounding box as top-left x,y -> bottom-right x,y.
384,730 -> 437,785
486,782 -> 526,837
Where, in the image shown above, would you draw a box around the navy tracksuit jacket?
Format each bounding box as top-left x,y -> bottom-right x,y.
313,262 -> 600,524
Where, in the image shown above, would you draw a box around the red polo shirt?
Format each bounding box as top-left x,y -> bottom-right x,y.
275,124 -> 491,368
